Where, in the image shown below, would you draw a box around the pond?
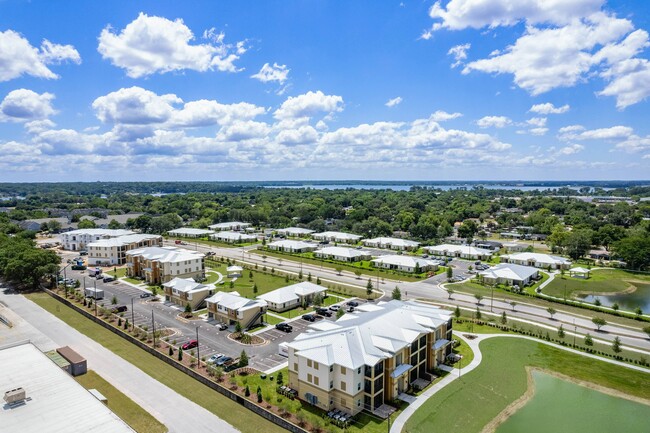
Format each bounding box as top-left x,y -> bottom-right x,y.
577,282 -> 650,312
496,371 -> 650,433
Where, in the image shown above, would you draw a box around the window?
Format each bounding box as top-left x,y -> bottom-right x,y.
330,366 -> 333,372
314,377 -> 319,386
357,367 -> 361,374
357,383 -> 361,391
307,373 -> 313,383
341,398 -> 347,408
314,362 -> 319,370
341,366 -> 346,374
330,381 -> 334,389
307,359 -> 312,368
357,399 -> 361,407
340,381 -> 346,391
294,363 -> 298,371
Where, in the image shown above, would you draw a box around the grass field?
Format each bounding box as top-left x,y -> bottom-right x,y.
165,236 -> 258,249
542,268 -> 650,298
205,259 -> 289,298
75,370 -> 167,433
26,292 -> 287,433
404,337 -> 650,433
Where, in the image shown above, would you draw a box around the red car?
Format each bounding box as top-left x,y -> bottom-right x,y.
182,339 -> 198,350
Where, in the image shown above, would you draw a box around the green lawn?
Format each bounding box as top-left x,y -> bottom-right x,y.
123,276 -> 143,285
254,249 -> 427,282
542,268 -> 650,299
452,334 -> 475,366
404,337 -> 650,433
205,259 -> 289,298
264,314 -> 285,325
26,293 -> 286,433
165,236 -> 259,249
110,268 -> 128,278
75,370 -> 167,433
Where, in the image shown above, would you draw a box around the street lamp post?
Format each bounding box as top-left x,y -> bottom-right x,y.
196,326 -> 200,368
93,279 -> 98,317
490,286 -> 494,312
131,298 -> 135,331
151,310 -> 156,348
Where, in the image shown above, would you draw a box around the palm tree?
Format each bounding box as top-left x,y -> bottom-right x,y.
446,288 -> 454,299
474,294 -> 483,305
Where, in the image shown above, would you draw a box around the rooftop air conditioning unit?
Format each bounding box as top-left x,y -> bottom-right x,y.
4,387 -> 26,404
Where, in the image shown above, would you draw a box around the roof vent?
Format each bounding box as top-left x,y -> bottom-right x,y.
4,387 -> 27,405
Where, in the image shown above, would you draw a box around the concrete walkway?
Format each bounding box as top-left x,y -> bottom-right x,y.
390,332 -> 650,433
0,290 -> 239,433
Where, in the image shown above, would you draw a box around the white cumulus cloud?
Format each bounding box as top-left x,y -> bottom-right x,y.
447,43 -> 471,68
251,63 -> 289,84
476,115 -> 511,128
97,13 -> 245,78
429,110 -> 463,122
385,97 -> 403,107
93,87 -> 182,125
274,91 -> 344,121
0,30 -> 80,81
529,102 -> 570,114
0,89 -> 56,122
559,144 -> 585,155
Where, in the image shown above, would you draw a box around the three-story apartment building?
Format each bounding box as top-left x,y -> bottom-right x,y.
125,246 -> 205,285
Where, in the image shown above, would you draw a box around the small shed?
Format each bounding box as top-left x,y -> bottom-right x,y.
56,346 -> 87,376
569,267 -> 591,279
226,265 -> 243,278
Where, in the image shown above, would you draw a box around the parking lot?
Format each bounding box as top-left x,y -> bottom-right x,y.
56,249 -> 368,372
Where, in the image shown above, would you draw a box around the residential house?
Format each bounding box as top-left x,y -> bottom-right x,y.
60,229 -> 135,251
313,231 -> 362,244
163,277 -> 214,310
472,240 -> 503,251
167,228 -> 214,238
500,252 -> 572,270
257,282 -> 327,312
79,213 -> 143,229
19,217 -> 75,233
87,234 -> 162,265
314,247 -> 372,262
268,240 -> 317,253
277,227 -> 315,238
424,244 -> 493,261
210,231 -> 258,244
501,242 -> 528,252
479,263 -> 539,286
362,237 -> 420,251
287,300 -> 452,415
371,255 -> 437,273
208,221 -> 252,231
126,246 -> 205,285
206,291 -> 268,328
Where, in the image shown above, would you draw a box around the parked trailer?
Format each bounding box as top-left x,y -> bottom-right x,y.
84,287 -> 104,300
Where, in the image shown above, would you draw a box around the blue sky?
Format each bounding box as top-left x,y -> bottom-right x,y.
1,0 -> 649,182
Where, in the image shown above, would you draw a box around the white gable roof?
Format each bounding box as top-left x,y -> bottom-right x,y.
315,246 -> 370,259
257,281 -> 326,304
502,252 -> 571,266
162,277 -> 209,293
206,291 -> 267,311
371,255 -> 434,268
479,263 -> 538,281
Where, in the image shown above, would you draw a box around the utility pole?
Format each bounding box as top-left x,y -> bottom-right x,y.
151,310 -> 156,348
196,326 -> 200,368
490,286 -> 494,312
94,279 -> 97,317
131,298 -> 135,331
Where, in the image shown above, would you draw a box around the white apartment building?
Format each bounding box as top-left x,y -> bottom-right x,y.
500,252 -> 572,270
424,244 -> 493,261
257,282 -> 327,312
277,227 -> 315,238
362,237 -> 420,251
210,231 -> 258,244
267,240 -> 317,253
287,300 -> 452,415
206,291 -> 268,328
167,228 -> 214,238
60,229 -> 134,251
312,231 -> 362,244
314,246 -> 372,262
370,255 -> 438,273
87,234 -> 162,266
208,221 -> 252,231
126,246 -> 205,285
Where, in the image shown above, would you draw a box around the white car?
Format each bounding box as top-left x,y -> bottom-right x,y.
208,354 -> 225,364
329,305 -> 341,311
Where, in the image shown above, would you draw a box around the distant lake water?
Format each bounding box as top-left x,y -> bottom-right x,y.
577,282 -> 650,312
262,184 -> 599,192
496,371 -> 650,433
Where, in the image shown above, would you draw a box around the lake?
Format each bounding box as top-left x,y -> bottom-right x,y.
262,184 -> 597,192
496,371 -> 650,433
577,282 -> 650,312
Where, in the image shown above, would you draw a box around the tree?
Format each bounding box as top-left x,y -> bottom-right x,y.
107,219 -> 122,229
592,316 -> 607,331
298,269 -> 303,280
454,305 -> 461,319
642,325 -> 650,339
584,333 -> 593,347
458,220 -> 478,242
307,272 -> 312,282
253,283 -> 258,295
446,267 -> 453,279
0,235 -> 60,289
111,295 -> 118,305
612,302 -> 619,312
276,371 -> 284,385
235,321 -> 242,334
335,266 -> 342,276
392,286 -> 402,300
612,234 -> 650,270
612,336 -> 622,355
474,294 -> 483,305
168,345 -> 174,356
245,385 -> 250,397
184,303 -> 192,316
77,219 -> 96,229
446,288 -> 454,299
501,311 -> 507,325
510,301 -> 517,311
635,307 -> 644,318
366,279 -> 373,297
336,308 -> 345,319
178,348 -> 183,361
546,307 -> 556,319
239,350 -> 249,367
316,277 -> 321,285
564,228 -> 593,260
475,307 -> 482,320
313,293 -> 323,306
557,324 -> 565,339
45,219 -> 62,233
354,269 -> 362,279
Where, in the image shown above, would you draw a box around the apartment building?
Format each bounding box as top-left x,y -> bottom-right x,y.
257,282 -> 327,312
314,246 -> 372,262
210,231 -> 258,244
125,246 -> 205,285
162,277 -> 213,310
500,252 -> 572,270
87,234 -> 162,265
312,231 -> 362,244
286,300 -> 452,415
267,240 -> 317,253
208,221 -> 252,231
60,229 -> 134,251
424,244 -> 493,261
362,237 -> 420,251
276,227 -> 315,238
206,291 -> 268,328
370,255 -> 438,273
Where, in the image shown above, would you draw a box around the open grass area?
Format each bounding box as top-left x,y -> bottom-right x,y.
404,337 -> 650,433
205,259 -> 289,298
165,236 -> 259,249
542,268 -> 650,299
452,334 -> 475,366
253,248 -> 427,282
122,276 -> 143,285
75,370 -> 167,433
109,268 -> 128,278
264,313 -> 285,325
25,292 -> 287,433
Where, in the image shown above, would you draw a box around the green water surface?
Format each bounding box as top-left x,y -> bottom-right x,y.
496,370 -> 650,433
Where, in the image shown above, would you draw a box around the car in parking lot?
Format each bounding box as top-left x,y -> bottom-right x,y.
346,306 -> 355,313
346,300 -> 359,307
71,265 -> 86,271
315,307 -> 332,317
302,314 -> 316,322
275,323 -> 293,332
208,353 -> 225,364
329,305 -> 341,311
217,323 -> 228,331
102,276 -> 115,283
111,305 -> 128,313
182,339 -> 198,350
215,356 -> 233,366
139,292 -> 152,298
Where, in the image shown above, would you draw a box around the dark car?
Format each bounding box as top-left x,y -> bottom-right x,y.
71,265 -> 86,271
218,323 -> 228,331
315,308 -> 332,317
140,292 -> 152,298
302,314 -> 316,322
346,301 -> 359,307
79,250 -> 88,256
346,306 -> 355,313
275,322 -> 293,332
95,273 -> 104,279
215,356 -> 233,366
111,305 -> 128,313
103,276 -> 115,283
182,339 -> 198,350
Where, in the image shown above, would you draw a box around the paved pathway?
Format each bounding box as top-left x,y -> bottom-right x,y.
0,289 -> 239,433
